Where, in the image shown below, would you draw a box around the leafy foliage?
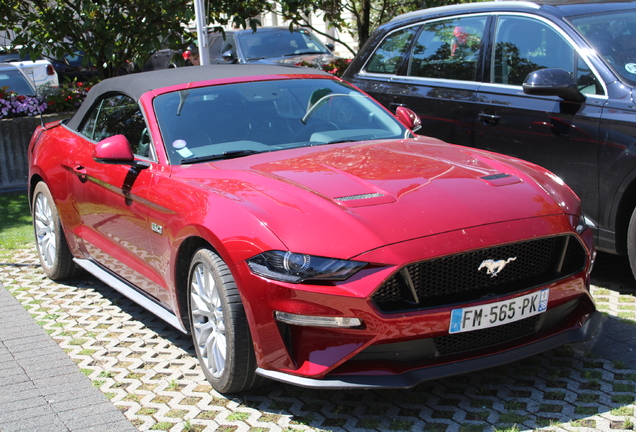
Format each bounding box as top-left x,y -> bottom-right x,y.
43,81 -> 94,113
0,0 -> 197,79
0,0 -> 259,79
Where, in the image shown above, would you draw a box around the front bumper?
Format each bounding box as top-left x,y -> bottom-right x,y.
256,309 -> 602,389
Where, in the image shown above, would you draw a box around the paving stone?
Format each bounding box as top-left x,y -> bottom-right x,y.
2,247 -> 636,432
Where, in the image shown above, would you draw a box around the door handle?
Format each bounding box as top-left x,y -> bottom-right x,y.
478,113 -> 500,126
73,165 -> 87,182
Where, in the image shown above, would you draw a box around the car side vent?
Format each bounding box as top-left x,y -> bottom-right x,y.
335,193 -> 385,202
480,173 -> 512,181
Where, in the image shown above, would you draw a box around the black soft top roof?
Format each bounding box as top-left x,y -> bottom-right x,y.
67,64 -> 330,130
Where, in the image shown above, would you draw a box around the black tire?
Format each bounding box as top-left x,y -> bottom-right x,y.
628,207 -> 636,281
187,248 -> 263,393
32,182 -> 80,280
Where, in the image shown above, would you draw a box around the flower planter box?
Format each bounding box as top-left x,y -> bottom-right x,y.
0,113 -> 73,192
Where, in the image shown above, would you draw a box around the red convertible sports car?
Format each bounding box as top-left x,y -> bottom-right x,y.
28,64 -> 600,393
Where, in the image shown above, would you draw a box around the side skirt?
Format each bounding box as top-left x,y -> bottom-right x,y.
73,258 -> 188,334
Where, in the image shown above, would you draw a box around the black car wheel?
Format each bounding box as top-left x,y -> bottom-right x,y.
188,247 -> 263,393
32,182 -> 80,280
626,207 -> 636,281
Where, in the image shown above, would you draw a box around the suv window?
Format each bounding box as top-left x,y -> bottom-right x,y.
408,16 -> 486,81
79,94 -> 151,158
366,27 -> 418,74
221,35 -> 236,58
570,10 -> 636,88
492,16 -> 603,94
208,35 -> 223,58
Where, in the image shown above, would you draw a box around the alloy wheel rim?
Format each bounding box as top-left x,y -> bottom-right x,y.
33,192 -> 56,269
190,263 -> 227,378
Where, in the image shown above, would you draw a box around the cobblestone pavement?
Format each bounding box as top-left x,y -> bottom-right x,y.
1,247 -> 635,432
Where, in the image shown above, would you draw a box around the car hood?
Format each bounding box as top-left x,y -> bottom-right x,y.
177,137 -> 579,259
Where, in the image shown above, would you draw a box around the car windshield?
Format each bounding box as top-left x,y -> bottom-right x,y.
154,78 -> 410,165
569,10 -> 636,86
238,29 -> 330,60
0,69 -> 35,95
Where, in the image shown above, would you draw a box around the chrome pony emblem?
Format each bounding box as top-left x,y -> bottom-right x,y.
478,257 -> 517,277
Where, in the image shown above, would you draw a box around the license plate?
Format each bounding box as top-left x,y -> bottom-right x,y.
449,289 -> 549,334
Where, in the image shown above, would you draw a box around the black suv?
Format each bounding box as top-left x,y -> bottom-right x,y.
343,0 -> 636,279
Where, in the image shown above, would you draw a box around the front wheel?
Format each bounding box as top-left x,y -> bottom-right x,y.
627,207 -> 636,281
187,248 -> 263,393
32,182 -> 80,280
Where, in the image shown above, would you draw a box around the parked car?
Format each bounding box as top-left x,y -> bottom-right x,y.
0,63 -> 37,95
0,47 -> 59,89
206,27 -> 338,67
48,50 -> 98,82
142,48 -> 184,71
343,0 -> 636,280
28,64 -> 599,393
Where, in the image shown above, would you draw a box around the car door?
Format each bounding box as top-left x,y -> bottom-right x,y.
351,15 -> 488,147
474,15 -> 604,227
71,94 -> 163,299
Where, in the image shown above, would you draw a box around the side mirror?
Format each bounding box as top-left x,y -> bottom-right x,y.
395,106 -> 422,132
93,134 -> 150,168
325,43 -> 335,52
523,68 -> 585,103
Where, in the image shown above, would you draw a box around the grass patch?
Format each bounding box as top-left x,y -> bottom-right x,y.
614,383 -> 635,393
611,406 -> 634,416
389,419 -> 414,431
227,412 -> 250,422
499,413 -> 526,424
613,394 -> 636,404
0,192 -> 33,251
574,406 -> 597,415
357,418 -> 380,429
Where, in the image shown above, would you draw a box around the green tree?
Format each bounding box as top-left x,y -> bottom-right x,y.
0,0 -> 262,79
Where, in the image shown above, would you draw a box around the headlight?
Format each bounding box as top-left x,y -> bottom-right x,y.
246,251 -> 367,283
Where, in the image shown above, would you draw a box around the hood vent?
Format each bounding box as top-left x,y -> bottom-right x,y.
479,173 -> 522,187
335,193 -> 385,202
480,173 -> 512,181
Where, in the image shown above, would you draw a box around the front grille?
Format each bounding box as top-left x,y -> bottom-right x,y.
434,315 -> 540,356
372,235 -> 586,313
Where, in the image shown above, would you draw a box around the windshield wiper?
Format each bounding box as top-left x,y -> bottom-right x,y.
326,139 -> 366,144
180,150 -> 262,164
285,51 -> 325,56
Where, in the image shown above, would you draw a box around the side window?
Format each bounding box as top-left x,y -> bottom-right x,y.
365,27 -> 418,74
221,35 -> 236,59
208,36 -> 223,58
492,16 -> 602,95
408,16 -> 486,81
78,94 -> 151,158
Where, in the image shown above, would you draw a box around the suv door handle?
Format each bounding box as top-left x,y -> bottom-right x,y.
478,113 -> 500,126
